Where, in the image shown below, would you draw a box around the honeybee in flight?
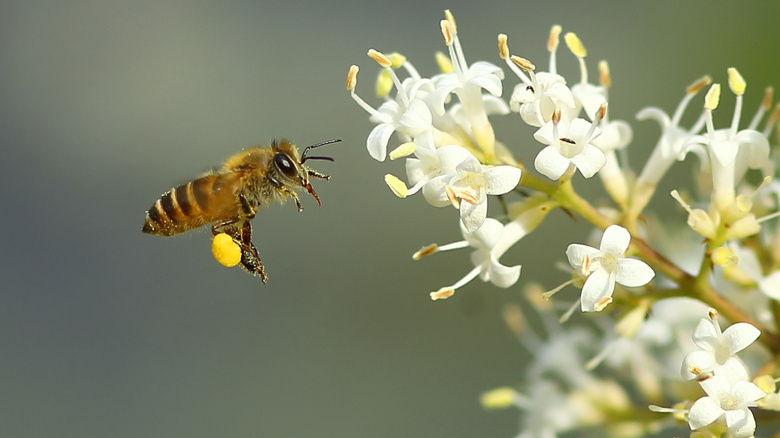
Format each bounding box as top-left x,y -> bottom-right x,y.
142,139 -> 339,282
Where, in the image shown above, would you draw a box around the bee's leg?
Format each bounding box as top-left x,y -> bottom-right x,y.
238,194 -> 257,219
211,217 -> 240,235
236,221 -> 267,283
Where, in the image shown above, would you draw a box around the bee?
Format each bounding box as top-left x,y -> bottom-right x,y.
142,138 -> 339,282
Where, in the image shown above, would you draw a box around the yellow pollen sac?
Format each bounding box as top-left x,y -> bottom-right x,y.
705,83 -> 721,110
384,174 -> 408,198
564,32 -> 587,58
728,67 -> 746,95
212,233 -> 242,267
435,51 -> 454,73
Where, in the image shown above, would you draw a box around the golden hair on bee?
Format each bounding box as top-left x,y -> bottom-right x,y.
142,138 -> 339,282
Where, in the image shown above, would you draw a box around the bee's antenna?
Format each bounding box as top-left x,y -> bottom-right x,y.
301,138 -> 340,163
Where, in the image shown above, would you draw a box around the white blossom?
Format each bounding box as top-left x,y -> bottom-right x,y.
688,360 -> 765,438
423,218 -> 522,300
566,225 -> 655,312
681,308 -> 760,380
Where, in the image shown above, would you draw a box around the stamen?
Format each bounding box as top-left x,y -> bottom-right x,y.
670,76 -> 710,127
510,55 -> 535,71
440,19 -> 454,46
547,25 -> 562,74
541,279 -> 574,300
686,75 -> 712,94
412,244 -> 438,260
346,65 -> 359,90
389,142 -> 416,160
435,51 -> 454,74
444,9 -> 457,32
384,174 -> 408,198
564,32 -> 587,58
704,83 -> 721,111
430,287 -> 455,300
445,186 -> 460,208
367,49 -> 392,68
559,298 -> 581,323
594,296 -> 613,311
728,67 -> 746,96
386,52 -> 406,68
599,60 -> 611,88
498,34 -> 509,60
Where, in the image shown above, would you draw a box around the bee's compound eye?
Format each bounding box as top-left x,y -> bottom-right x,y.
274,153 -> 297,177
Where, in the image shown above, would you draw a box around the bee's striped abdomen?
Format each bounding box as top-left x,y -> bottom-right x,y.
142,174 -> 240,236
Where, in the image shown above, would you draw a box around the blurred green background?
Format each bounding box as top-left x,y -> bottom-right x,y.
0,1 -> 777,437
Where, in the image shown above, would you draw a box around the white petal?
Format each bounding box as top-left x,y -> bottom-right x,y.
534,146 -> 571,180
422,174 -> 454,207
545,81 -> 576,108
700,375 -> 732,398
484,165 -> 522,195
732,380 -> 767,404
467,74 -> 503,97
615,258 -> 655,287
398,99 -> 433,133
688,396 -> 724,430
723,408 -> 756,438
709,138 -> 739,167
635,107 -> 671,127
691,318 -> 719,351
580,269 -> 615,312
681,350 -> 717,380
487,258 -> 522,288
481,94 -> 511,116
600,225 -> 631,256
758,270 -> 780,299
722,323 -> 761,355
570,144 -> 606,178
463,217 -> 503,249
566,244 -> 599,269
367,123 -> 395,161
461,199 -> 488,233
437,145 -> 473,174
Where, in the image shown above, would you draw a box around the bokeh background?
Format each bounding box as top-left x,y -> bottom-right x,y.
1,1 -> 778,437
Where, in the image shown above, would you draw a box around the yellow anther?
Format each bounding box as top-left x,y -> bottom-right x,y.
510,55 -> 535,71
564,32 -> 587,58
389,142 -> 416,160
547,25 -> 562,52
728,67 -> 746,96
346,65 -> 359,90
384,174 -> 408,198
704,83 -> 721,111
599,60 -> 611,88
687,75 -> 712,94
368,49 -> 392,68
435,51 -> 454,73
498,34 -> 509,59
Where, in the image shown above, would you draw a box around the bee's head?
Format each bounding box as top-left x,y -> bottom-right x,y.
270,139 -> 339,206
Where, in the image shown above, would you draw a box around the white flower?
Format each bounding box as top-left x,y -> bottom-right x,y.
424,155 -> 521,232
427,13 -> 504,157
511,72 -> 576,127
534,114 -> 605,180
349,59 -> 435,161
683,71 -> 771,212
688,361 -> 765,438
681,308 -> 760,380
566,225 -> 655,312
422,218 -> 522,300
404,145 -> 472,196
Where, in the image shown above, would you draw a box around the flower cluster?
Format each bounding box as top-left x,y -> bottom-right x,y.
348,9 -> 780,438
